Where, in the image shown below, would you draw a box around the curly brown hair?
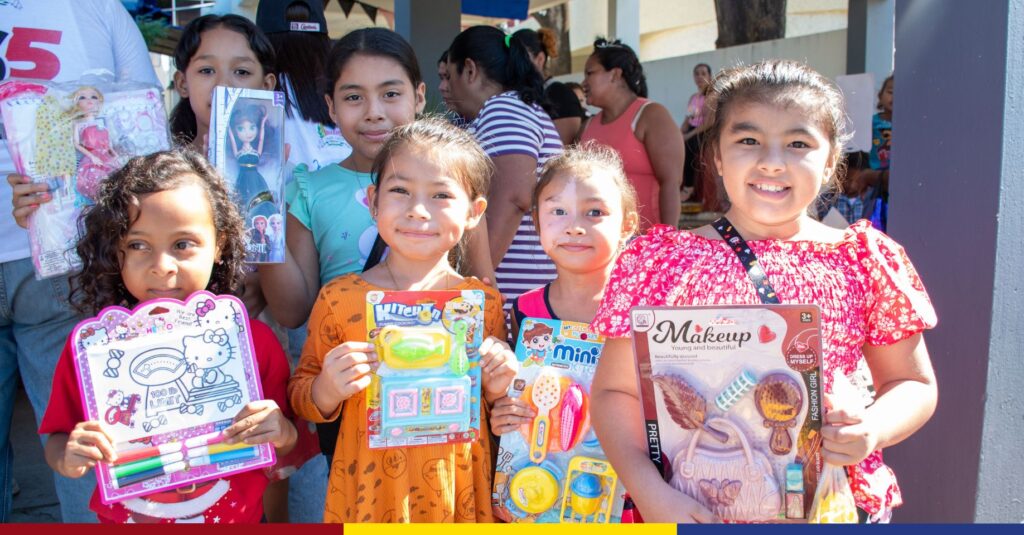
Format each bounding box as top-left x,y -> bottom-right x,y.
70,149 -> 247,314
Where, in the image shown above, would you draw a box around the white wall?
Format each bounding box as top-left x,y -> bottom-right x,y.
569,0 -> 848,63
557,29 -> 848,125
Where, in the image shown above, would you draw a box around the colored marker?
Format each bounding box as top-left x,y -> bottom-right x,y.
186,441 -> 254,459
189,447 -> 259,468
112,461 -> 186,489
113,442 -> 182,466
112,451 -> 185,479
184,430 -> 228,449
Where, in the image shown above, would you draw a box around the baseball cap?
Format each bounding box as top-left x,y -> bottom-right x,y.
256,0 -> 328,34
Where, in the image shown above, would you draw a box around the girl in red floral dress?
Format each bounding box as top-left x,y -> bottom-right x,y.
588,60 -> 937,523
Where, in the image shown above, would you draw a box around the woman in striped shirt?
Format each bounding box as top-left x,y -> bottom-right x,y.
445,26 -> 564,307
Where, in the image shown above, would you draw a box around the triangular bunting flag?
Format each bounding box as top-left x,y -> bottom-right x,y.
361,2 -> 378,23
339,0 -> 355,17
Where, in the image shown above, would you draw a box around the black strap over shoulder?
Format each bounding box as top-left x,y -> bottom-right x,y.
711,217 -> 781,305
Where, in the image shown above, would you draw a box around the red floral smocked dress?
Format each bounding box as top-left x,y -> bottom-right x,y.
591,221 -> 937,516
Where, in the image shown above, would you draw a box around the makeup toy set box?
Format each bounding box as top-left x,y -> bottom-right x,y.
208,86 -> 286,264
0,74 -> 169,279
492,318 -> 625,523
365,290 -> 487,449
629,304 -> 824,523
70,291 -> 275,504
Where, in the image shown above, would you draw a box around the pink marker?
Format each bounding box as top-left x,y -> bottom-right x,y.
184,430 -> 227,449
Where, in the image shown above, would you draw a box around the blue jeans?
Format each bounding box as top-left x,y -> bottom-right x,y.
0,257 -> 95,523
284,325 -> 328,522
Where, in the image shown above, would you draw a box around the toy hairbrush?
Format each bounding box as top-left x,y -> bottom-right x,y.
529,369 -> 562,463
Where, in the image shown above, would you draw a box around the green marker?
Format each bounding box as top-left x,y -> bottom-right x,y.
112,451 -> 185,479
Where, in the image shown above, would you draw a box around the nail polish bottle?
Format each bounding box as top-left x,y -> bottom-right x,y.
785,462 -> 805,519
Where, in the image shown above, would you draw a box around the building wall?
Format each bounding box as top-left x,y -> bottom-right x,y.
556,29 -> 847,125
569,0 -> 848,66
889,0 -> 1022,522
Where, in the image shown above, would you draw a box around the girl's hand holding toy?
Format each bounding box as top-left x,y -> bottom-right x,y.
60,420 -> 117,478
490,395 -> 536,436
222,399 -> 297,454
7,172 -> 51,229
312,341 -> 378,417
478,336 -> 519,404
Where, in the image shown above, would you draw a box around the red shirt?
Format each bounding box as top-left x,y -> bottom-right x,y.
39,319 -> 290,524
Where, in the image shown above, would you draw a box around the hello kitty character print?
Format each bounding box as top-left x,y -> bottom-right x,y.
67,291 -> 275,507
592,221 -> 937,516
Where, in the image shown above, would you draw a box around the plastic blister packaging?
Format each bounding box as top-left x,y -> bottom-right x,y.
0,73 -> 168,278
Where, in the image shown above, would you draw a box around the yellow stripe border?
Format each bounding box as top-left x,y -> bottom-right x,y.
345,524 -> 676,535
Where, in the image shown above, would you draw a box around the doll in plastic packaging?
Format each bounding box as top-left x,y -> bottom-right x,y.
71,86 -> 121,200
227,103 -> 274,215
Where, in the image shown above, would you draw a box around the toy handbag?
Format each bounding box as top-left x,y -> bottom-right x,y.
670,416 -> 782,521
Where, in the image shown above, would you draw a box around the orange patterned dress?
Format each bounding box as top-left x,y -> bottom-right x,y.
288,274 -> 506,523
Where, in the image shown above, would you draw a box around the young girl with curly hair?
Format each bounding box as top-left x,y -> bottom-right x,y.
38,149 -> 297,523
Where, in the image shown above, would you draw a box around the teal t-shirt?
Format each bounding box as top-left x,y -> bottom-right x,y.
288,163 -> 377,286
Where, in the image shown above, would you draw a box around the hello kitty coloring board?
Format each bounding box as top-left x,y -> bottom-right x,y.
70,291 -> 274,504
630,305 -> 823,522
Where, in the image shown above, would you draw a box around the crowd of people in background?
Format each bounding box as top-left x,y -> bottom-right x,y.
0,0 -> 928,525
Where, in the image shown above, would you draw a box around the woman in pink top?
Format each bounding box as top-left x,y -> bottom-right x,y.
681,63 -> 713,203
580,38 -> 683,232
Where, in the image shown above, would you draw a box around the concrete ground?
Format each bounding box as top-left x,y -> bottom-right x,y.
9,384 -> 61,523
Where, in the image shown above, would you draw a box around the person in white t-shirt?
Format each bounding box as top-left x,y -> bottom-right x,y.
254,0 -> 350,524
0,0 -> 158,522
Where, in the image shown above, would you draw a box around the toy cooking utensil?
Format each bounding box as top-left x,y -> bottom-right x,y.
529,369 -> 562,463
560,456 -> 618,523
558,382 -> 585,451
375,325 -> 450,369
568,473 -> 602,522
448,320 -> 469,376
651,374 -> 728,443
754,372 -> 804,455
508,464 -> 561,515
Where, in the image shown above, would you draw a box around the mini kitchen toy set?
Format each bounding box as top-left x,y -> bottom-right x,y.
492,318 -> 625,523
365,290 -> 487,449
70,292 -> 273,504
629,305 -> 824,523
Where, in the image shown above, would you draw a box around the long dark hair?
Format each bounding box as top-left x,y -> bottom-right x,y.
169,15 -> 276,144
512,28 -> 557,62
227,103 -> 267,149
590,38 -> 647,98
447,26 -> 546,108
71,150 -> 247,314
324,28 -> 422,99
268,2 -> 332,124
